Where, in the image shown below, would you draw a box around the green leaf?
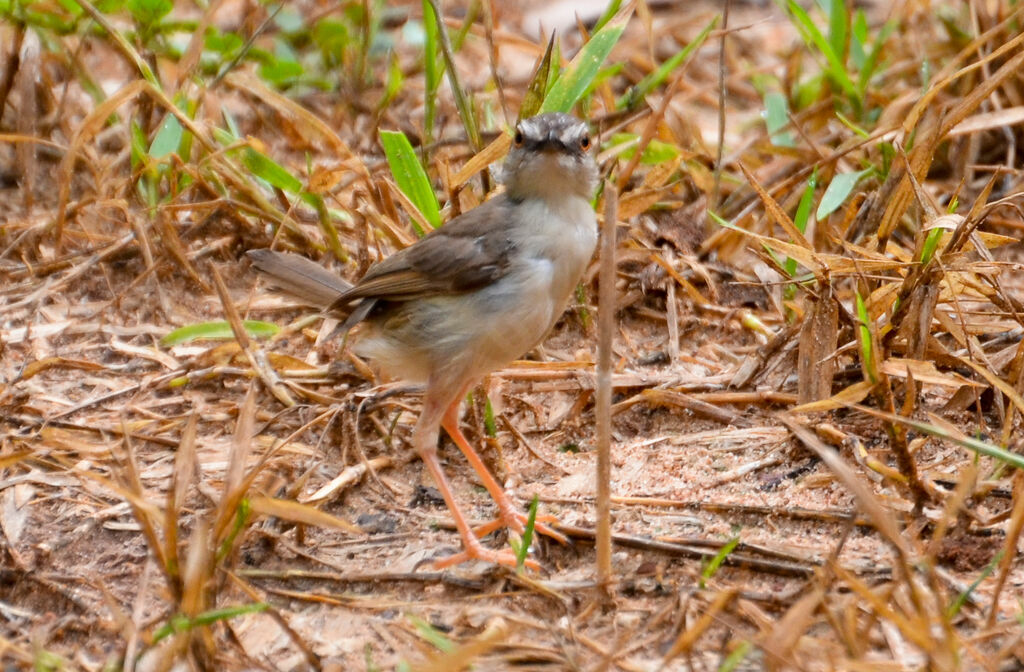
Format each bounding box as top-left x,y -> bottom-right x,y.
795,73 -> 825,110
55,0 -> 85,16
855,292 -> 876,384
854,409 -> 1024,472
242,148 -> 303,193
787,170 -> 818,283
31,648 -> 68,672
816,169 -> 869,219
947,551 -> 1001,619
408,614 -> 455,652
592,0 -> 623,32
718,641 -> 754,672
149,112 -> 183,159
378,51 -> 403,111
206,30 -> 244,57
540,2 -> 632,113
160,320 -> 280,346
192,602 -> 268,627
258,38 -> 304,85
919,227 -> 944,265
607,133 -> 679,164
129,120 -> 148,170
221,108 -> 242,140
152,602 -> 268,644
850,9 -> 868,69
782,0 -> 858,104
312,18 -> 348,65
826,0 -> 847,69
483,395 -> 497,437
763,91 -> 794,147
380,129 -> 441,232
794,169 -> 817,234
835,110 -> 869,138
858,19 -> 896,97
519,33 -> 556,120
128,0 -> 172,27
421,0 -> 443,150
516,494 -> 540,572
216,498 -> 251,561
259,59 -> 304,86
700,533 -> 740,588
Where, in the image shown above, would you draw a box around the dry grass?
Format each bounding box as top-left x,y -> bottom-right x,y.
2,0 -> 1024,670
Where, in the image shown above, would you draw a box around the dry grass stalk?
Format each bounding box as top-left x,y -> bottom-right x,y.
596,180 -> 617,589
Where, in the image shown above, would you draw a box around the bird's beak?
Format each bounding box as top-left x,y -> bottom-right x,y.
537,135 -> 569,153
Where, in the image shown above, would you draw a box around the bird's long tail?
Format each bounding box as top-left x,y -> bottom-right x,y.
247,249 -> 352,309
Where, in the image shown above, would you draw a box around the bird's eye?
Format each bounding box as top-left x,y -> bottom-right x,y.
580,135 -> 591,150
513,130 -> 524,146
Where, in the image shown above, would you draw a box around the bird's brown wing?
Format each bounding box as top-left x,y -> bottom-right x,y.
330,195 -> 517,310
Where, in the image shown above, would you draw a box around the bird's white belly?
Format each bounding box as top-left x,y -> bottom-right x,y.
355,195 -> 596,385
471,258 -> 560,371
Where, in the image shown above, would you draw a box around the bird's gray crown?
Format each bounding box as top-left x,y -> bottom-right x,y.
514,112 -> 590,155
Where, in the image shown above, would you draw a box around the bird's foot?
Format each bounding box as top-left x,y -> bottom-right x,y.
431,539 -> 540,571
472,509 -> 568,545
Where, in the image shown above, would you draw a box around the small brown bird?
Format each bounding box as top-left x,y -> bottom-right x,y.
249,112 -> 598,567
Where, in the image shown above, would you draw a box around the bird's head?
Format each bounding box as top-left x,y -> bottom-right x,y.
500,112 -> 598,201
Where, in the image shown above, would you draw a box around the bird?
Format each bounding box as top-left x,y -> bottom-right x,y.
248,112 -> 598,568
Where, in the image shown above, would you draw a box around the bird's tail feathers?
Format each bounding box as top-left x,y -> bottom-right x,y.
247,249 -> 352,309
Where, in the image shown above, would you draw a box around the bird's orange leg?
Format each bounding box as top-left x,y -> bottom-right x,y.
412,386 -> 534,570
441,398 -> 568,546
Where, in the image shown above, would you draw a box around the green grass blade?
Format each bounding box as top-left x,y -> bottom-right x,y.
216,498 -> 251,562
380,129 -> 441,232
858,19 -> 896,97
834,110 -> 869,138
919,227 -> 944,265
483,395 -> 497,437
161,320 -> 280,346
242,148 -> 303,193
421,0 -> 443,153
850,9 -> 868,70
816,168 -> 869,219
519,33 -> 556,120
826,0 -> 848,69
787,170 -> 818,282
865,411 -> 1024,471
152,602 -> 268,644
540,2 -> 633,113
424,0 -> 481,150
128,0 -> 172,30
149,112 -> 184,159
854,291 -> 876,384
618,15 -> 717,109
718,641 -> 754,672
191,602 -> 268,628
700,533 -> 740,588
408,614 -> 456,652
377,51 -> 403,112
782,0 -> 858,103
516,494 -> 540,572
947,551 -> 1002,619
794,169 -> 817,234
592,0 -> 623,32
763,91 -> 795,147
